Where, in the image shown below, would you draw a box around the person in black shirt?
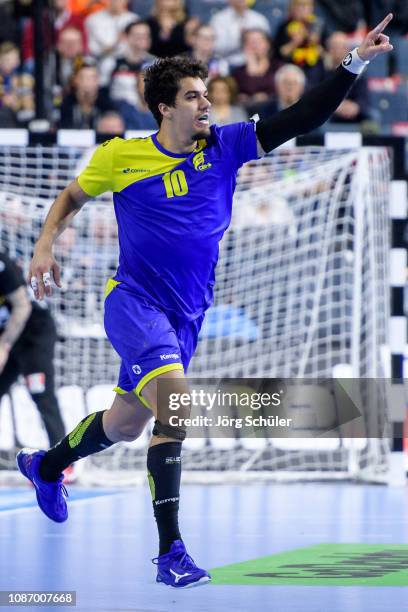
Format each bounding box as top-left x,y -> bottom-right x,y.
58,60 -> 116,130
146,0 -> 196,59
274,0 -> 327,87
0,251 -> 65,446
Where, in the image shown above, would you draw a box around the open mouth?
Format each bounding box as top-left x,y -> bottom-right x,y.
195,114 -> 209,126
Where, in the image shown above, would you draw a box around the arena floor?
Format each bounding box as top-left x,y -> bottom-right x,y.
1,481 -> 408,611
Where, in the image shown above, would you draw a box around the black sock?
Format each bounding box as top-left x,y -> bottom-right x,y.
147,442 -> 182,556
39,411 -> 114,482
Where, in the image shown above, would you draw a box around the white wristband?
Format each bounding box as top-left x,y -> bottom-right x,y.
341,47 -> 370,75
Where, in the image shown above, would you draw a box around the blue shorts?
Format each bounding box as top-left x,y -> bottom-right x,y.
104,279 -> 204,406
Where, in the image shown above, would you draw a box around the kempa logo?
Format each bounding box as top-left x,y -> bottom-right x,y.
160,353 -> 179,360
193,151 -> 212,172
122,167 -> 150,173
132,364 -> 142,375
154,496 -> 179,505
342,52 -> 352,67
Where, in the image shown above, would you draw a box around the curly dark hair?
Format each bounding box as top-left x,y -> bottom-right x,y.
144,56 -> 208,126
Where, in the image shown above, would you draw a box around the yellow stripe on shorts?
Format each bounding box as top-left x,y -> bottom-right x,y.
113,363 -> 184,409
104,278 -> 121,299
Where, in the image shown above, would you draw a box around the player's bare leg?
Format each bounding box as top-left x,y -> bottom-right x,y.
102,392 -> 154,442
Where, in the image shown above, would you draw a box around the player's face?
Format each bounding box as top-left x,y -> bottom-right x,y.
172,77 -> 211,141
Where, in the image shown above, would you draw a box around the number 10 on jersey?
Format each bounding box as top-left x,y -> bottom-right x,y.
163,170 -> 189,198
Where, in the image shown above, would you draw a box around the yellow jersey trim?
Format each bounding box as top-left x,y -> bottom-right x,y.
77,136 -> 192,197
77,135 -> 209,197
113,137 -> 188,191
104,278 -> 121,299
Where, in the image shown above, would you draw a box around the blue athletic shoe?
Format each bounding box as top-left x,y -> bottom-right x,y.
153,540 -> 211,588
16,449 -> 68,523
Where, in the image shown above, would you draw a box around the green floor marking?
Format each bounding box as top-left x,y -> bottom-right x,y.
211,544 -> 408,586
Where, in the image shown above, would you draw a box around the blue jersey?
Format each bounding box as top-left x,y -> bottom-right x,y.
78,122 -> 258,321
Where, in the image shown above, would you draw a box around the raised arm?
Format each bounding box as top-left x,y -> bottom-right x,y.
29,179 -> 90,300
256,14 -> 394,154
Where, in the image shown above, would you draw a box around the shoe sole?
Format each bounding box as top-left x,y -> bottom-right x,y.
157,576 -> 211,588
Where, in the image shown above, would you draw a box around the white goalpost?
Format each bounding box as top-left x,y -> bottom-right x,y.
0,142 -> 391,483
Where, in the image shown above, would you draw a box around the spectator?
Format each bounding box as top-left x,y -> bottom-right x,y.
0,42 -> 21,105
52,27 -> 86,123
116,72 -> 157,129
54,0 -> 87,42
146,0 -> 196,58
323,31 -> 372,123
188,24 -> 229,78
69,0 -> 108,18
58,60 -> 117,129
275,64 -> 306,109
0,42 -> 34,126
110,20 -> 155,106
274,0 -> 326,86
96,111 -> 125,133
22,0 -> 87,68
256,64 -> 306,118
208,76 -> 247,126
232,29 -> 282,114
209,0 -> 270,63
55,26 -> 86,91
85,0 -> 137,85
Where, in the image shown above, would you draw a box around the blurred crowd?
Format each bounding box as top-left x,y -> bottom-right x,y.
0,0 -> 407,133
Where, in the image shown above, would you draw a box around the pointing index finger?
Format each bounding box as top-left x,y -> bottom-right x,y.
372,13 -> 393,36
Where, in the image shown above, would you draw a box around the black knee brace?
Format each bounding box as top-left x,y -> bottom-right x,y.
152,420 -> 186,441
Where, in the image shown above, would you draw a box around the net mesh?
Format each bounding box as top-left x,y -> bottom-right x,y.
0,143 -> 391,482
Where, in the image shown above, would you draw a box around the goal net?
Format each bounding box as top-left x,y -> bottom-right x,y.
0,142 -> 391,483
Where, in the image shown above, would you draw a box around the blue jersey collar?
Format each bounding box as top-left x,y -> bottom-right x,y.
151,132 -> 195,159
